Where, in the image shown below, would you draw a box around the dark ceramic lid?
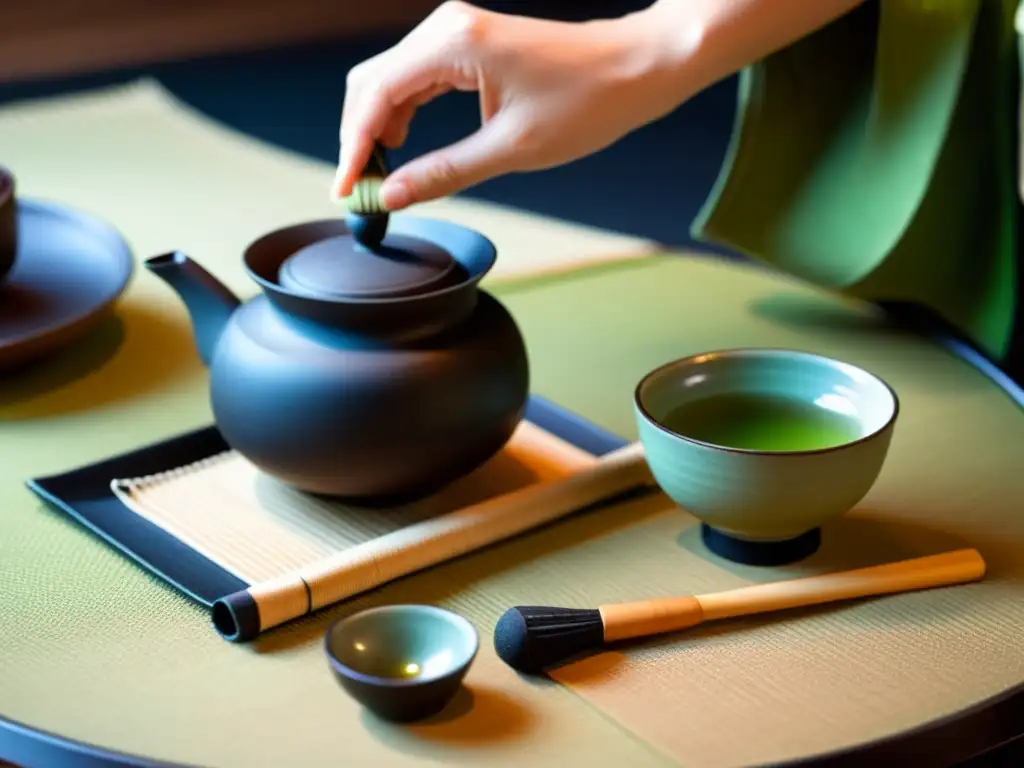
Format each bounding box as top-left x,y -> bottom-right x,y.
278,233 -> 458,299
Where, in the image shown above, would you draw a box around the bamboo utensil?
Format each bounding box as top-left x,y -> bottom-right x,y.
210,441 -> 654,642
494,548 -> 986,673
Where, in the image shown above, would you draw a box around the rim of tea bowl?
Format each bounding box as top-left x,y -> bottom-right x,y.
635,348 -> 899,456
633,348 -> 900,566
324,604 -> 479,723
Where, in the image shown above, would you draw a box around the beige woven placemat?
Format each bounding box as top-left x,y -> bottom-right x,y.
109,420 -> 596,586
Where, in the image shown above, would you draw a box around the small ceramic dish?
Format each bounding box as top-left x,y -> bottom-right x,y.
0,192 -> 134,370
634,348 -> 898,565
324,604 -> 479,722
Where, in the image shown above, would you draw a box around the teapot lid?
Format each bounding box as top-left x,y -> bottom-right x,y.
278,233 -> 458,299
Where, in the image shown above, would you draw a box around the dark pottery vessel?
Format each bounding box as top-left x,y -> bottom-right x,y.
145,215 -> 529,500
0,167 -> 16,284
324,604 -> 479,723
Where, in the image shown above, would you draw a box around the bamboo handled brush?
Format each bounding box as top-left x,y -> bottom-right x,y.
494,548 -> 986,674
338,141 -> 390,249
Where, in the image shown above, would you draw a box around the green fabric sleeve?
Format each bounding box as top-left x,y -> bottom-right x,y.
691,0 -> 1021,373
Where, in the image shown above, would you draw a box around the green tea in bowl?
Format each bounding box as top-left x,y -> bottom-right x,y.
633,348 -> 898,565
659,391 -> 864,453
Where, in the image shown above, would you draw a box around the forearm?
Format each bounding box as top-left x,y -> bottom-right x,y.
616,0 -> 867,109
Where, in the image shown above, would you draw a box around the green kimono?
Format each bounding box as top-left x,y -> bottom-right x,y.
691,0 -> 1024,391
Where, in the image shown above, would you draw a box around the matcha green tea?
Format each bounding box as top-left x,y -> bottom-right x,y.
660,392 -> 862,451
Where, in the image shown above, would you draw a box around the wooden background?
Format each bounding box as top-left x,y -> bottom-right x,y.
0,0 -> 440,83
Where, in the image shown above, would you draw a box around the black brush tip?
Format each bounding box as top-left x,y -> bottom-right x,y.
493,606 -> 605,675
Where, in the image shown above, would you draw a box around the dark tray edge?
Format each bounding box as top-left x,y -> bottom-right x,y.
26,425 -> 244,606
22,394 -> 630,608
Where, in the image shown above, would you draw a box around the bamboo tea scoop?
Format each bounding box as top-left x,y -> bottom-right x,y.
494,548 -> 986,674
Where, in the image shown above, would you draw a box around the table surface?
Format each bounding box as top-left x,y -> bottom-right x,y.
4,246 -> 1024,767
2,34 -> 1024,768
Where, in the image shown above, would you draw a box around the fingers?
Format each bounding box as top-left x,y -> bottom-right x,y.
335,51 -> 387,190
334,61 -> 470,198
334,61 -> 445,198
379,115 -> 521,209
378,102 -> 417,149
334,1 -> 488,199
334,133 -> 376,201
379,83 -> 452,149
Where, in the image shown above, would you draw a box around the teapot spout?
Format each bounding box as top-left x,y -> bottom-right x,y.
145,251 -> 241,367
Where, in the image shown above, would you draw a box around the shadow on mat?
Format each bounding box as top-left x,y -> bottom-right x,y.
676,512 -> 973,581
359,685 -> 536,756
748,291 -> 893,334
747,292 -> 992,395
0,298 -> 200,418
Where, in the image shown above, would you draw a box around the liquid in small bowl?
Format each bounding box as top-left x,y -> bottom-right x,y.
325,604 -> 479,722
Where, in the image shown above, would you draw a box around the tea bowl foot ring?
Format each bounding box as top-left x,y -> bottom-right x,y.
701,524 -> 821,566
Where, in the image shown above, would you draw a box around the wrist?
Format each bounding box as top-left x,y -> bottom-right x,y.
612,0 -> 868,112
596,2 -> 714,119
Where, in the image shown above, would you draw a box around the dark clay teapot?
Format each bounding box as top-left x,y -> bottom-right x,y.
146,214 -> 529,500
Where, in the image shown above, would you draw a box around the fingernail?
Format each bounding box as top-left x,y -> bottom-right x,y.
380,178 -> 413,211
330,167 -> 347,201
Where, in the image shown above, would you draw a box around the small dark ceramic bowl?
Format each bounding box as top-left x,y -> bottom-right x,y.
325,604 -> 479,722
0,167 -> 16,284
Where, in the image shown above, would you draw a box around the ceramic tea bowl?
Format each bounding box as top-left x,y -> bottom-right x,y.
634,348 -> 898,565
0,167 -> 16,285
325,604 -> 479,722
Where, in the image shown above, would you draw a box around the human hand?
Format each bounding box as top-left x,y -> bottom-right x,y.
333,1 -> 687,211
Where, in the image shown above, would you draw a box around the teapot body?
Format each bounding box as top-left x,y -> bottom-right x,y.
209,290 -> 529,499
146,214 -> 530,500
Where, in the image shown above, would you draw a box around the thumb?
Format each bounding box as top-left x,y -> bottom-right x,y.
380,117 -> 522,209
